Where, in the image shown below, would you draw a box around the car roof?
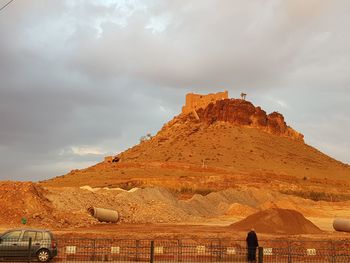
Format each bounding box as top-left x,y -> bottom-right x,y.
5,228 -> 51,232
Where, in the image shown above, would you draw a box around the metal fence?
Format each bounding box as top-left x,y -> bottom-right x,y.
1,237 -> 350,262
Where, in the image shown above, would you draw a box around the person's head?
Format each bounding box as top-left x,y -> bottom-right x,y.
251,228 -> 255,232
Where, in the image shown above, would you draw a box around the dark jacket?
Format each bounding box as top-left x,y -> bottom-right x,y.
246,230 -> 259,248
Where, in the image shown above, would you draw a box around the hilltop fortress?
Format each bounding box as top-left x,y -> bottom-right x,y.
182,91 -> 228,114
180,91 -> 304,141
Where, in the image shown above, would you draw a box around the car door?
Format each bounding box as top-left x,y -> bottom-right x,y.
32,231 -> 43,255
19,231 -> 38,257
0,230 -> 22,258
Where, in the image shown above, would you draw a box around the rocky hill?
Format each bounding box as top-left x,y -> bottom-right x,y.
3,92 -> 350,234
42,92 -> 349,190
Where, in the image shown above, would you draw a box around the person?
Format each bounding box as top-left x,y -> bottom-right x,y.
246,228 -> 259,262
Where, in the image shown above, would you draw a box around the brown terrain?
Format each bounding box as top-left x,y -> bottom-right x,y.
1,91 -> 350,239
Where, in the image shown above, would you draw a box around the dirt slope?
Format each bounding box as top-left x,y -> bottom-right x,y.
116,113 -> 348,179
0,181 -> 53,225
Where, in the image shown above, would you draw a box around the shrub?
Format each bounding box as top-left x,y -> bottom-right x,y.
139,133 -> 152,143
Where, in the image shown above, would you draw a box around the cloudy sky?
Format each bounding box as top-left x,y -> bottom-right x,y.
0,0 -> 349,181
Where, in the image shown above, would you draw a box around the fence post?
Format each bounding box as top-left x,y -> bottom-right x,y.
150,240 -> 154,263
331,241 -> 336,263
288,241 -> 292,263
136,240 -> 140,262
258,246 -> 263,263
218,239 -> 222,262
92,239 -> 96,261
27,237 -> 32,263
258,247 -> 264,263
178,239 -> 182,262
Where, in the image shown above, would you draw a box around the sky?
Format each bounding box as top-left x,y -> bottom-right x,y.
0,0 -> 349,181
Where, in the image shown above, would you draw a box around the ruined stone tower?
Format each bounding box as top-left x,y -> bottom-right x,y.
182,91 -> 228,114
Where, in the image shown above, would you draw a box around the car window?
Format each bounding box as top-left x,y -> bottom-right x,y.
22,231 -> 37,241
2,230 -> 22,241
35,232 -> 43,241
43,232 -> 51,241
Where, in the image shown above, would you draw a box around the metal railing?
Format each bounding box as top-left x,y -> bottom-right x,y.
1,238 -> 350,262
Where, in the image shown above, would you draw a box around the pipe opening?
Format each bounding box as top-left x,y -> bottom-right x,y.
87,207 -> 95,216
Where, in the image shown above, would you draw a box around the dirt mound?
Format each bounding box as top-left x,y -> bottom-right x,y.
44,187 -> 281,225
181,187 -> 273,216
46,186 -> 197,224
0,182 -> 99,228
0,181 -> 53,226
229,208 -> 322,235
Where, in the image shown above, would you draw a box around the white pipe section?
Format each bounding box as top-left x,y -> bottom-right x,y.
88,207 -> 119,223
333,218 -> 350,232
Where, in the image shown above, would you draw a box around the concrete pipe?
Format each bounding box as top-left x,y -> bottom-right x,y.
88,207 -> 119,223
333,218 -> 350,232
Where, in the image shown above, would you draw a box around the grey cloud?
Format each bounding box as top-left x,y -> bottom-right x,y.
63,0 -> 350,92
0,0 -> 349,181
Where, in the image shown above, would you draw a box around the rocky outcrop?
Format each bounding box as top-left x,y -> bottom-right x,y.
195,99 -> 304,141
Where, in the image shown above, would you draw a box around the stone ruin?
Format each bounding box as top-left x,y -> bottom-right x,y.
104,156 -> 120,163
182,91 -> 228,115
104,156 -> 113,163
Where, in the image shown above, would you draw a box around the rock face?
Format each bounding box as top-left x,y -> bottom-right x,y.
196,98 -> 304,141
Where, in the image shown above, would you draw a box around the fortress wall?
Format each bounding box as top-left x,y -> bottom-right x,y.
182,91 -> 228,114
104,156 -> 113,163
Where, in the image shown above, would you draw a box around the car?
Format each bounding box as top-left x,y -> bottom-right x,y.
0,228 -> 57,262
